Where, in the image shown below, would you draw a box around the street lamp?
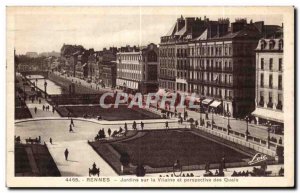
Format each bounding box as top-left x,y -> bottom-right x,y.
44,80 -> 48,99
226,111 -> 231,135
245,115 -> 250,141
199,104 -> 203,126
266,121 -> 272,149
211,108 -> 215,129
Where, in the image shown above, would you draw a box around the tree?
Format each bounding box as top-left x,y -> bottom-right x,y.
120,152 -> 130,167
136,164 -> 146,177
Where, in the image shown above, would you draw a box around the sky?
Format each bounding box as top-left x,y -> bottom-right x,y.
10,8 -> 283,55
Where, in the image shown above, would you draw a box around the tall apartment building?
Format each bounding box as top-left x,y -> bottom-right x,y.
252,37 -> 284,128
98,48 -> 117,88
159,16 -> 282,117
116,43 -> 159,94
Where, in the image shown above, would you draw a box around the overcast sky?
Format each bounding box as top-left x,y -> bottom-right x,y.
11,8 -> 283,55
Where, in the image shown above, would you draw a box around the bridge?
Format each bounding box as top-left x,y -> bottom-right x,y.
20,70 -> 49,79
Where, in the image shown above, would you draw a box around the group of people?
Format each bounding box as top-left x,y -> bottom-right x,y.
132,121 -> 145,130
42,104 -> 54,113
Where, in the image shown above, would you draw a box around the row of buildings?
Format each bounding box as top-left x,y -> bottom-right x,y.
57,16 -> 283,129
157,16 -> 283,128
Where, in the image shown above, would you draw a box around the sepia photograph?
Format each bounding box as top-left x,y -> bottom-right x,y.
6,6 -> 295,188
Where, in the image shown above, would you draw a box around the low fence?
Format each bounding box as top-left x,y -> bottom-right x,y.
198,124 -> 277,157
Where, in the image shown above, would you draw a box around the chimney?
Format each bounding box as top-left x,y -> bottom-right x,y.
231,19 -> 247,33
176,16 -> 185,32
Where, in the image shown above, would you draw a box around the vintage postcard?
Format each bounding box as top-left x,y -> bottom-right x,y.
6,6 -> 294,188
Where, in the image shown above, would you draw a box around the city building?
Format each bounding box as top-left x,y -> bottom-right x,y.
60,44 -> 85,76
87,52 -> 99,81
98,48 -> 118,88
116,43 -> 159,94
159,16 -> 282,117
252,37 -> 284,129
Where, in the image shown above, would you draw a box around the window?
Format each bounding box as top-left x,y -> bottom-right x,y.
279,40 -> 283,50
269,74 -> 273,88
279,58 -> 283,71
277,94 -> 283,110
269,58 -> 273,70
259,91 -> 264,107
278,75 -> 282,89
260,73 -> 264,87
261,58 -> 264,70
268,92 -> 273,108
269,40 -> 275,49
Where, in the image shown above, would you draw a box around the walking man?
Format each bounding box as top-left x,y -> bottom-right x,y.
42,105 -> 45,111
64,148 -> 69,161
124,123 -> 128,131
34,107 -> 37,114
141,121 -> 144,130
49,137 -> 52,144
165,121 -> 169,130
69,124 -> 73,132
71,118 -> 75,127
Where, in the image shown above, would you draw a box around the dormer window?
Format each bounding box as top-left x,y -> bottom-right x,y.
260,40 -> 266,50
279,39 -> 283,50
269,40 -> 275,49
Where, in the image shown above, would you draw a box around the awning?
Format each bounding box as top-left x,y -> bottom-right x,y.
202,98 -> 213,105
156,89 -> 166,96
252,108 -> 283,123
210,100 -> 222,108
185,95 -> 201,103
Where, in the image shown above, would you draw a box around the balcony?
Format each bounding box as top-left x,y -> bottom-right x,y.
259,100 -> 264,107
267,102 -> 273,108
223,67 -> 233,72
276,102 -> 283,110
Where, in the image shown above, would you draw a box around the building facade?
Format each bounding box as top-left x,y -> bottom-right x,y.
252,38 -> 284,128
116,43 -> 159,94
159,16 -> 281,117
98,48 -> 117,88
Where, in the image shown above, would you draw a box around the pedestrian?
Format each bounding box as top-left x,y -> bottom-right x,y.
133,121 -> 136,130
52,106 -> 55,114
165,121 -> 169,129
141,121 -> 144,130
64,148 -> 69,161
69,124 -> 73,132
50,137 -> 52,144
108,128 -> 111,137
42,105 -> 45,111
71,118 -> 74,126
34,107 -> 37,114
124,123 -> 128,131
39,99 -> 41,104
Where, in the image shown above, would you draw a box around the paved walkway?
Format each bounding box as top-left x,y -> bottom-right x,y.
46,140 -> 117,176
145,164 -> 284,177
25,97 -> 60,118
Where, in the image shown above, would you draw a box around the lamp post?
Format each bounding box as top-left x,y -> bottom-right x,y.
44,80 -> 48,99
226,111 -> 231,135
266,121 -> 271,149
211,108 -> 215,129
199,104 -> 203,126
245,115 -> 250,141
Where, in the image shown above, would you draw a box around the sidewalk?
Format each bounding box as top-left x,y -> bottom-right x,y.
25,97 -> 60,118
46,140 -> 118,176
145,164 -> 284,177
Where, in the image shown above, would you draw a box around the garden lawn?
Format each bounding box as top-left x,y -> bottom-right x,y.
111,130 -> 250,168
